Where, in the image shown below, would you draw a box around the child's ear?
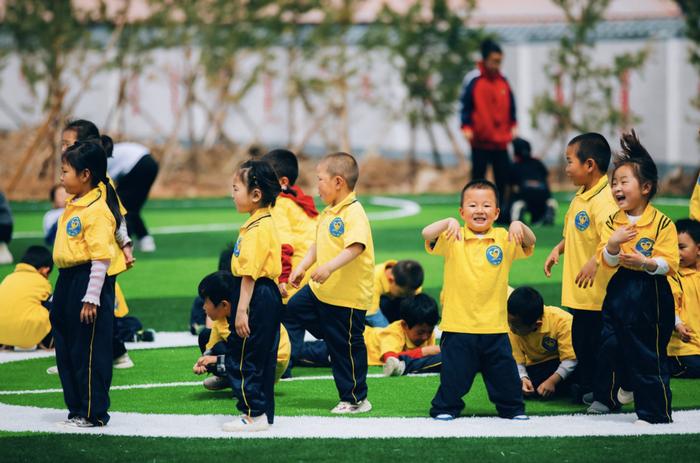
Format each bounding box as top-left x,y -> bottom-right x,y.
400,320 -> 409,331
279,176 -> 291,188
641,181 -> 652,196
38,267 -> 51,278
79,169 -> 91,183
584,159 -> 595,172
535,319 -> 543,329
251,188 -> 262,203
494,207 -> 500,220
219,299 -> 232,314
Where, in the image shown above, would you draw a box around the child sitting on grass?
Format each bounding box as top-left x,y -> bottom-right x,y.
507,286 -> 577,399
298,293 -> 441,376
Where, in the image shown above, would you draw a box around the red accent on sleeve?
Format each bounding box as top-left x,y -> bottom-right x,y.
399,347 -> 424,359
280,244 -> 294,283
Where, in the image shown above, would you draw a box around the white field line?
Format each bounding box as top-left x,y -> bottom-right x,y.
1,403 -> 699,439
12,196 -> 421,239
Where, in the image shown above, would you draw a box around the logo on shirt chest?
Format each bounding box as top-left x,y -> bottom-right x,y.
635,237 -> 654,257
329,217 -> 345,237
233,237 -> 242,257
485,245 -> 503,265
66,217 -> 82,237
575,211 -> 590,231
542,336 -> 558,352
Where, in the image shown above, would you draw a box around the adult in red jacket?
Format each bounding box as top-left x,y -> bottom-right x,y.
460,39 -> 517,222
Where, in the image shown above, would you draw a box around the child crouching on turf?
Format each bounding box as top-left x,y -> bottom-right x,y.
194,160 -> 283,432
423,179 -> 535,420
298,293 -> 441,376
507,287 -> 577,399
366,259 -> 424,327
589,130 -> 678,424
667,219 -> 700,378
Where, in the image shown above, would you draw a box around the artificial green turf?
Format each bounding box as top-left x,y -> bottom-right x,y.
1,432 -> 700,463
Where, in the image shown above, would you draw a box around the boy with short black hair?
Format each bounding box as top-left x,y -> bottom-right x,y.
507,286 -> 577,399
287,152 -> 375,414
423,179 -> 536,420
0,246 -> 53,349
366,259 -> 424,327
667,218 -> 700,378
544,132 -> 618,400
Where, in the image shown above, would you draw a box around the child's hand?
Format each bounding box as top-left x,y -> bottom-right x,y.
123,244 -> 136,269
521,377 -> 535,395
609,225 -> 637,247
537,377 -> 557,398
289,267 -> 306,288
575,259 -> 598,288
508,221 -> 526,245
278,283 -> 288,298
544,248 -> 560,278
676,323 -> 693,343
311,264 -> 332,284
79,302 -> 97,324
193,355 -> 217,374
421,345 -> 441,356
619,251 -> 647,269
235,310 -> 250,338
444,218 -> 462,241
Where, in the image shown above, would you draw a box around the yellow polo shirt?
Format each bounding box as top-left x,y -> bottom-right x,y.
691,173 -> 700,221
561,176 -> 618,311
668,267 -> 700,357
53,187 -> 118,269
508,306 -> 576,366
364,320 -> 436,366
206,317 -> 231,351
426,226 -> 534,334
599,205 -> 679,277
310,192 -> 375,311
114,282 -> 129,317
0,264 -> 52,348
231,207 -> 281,281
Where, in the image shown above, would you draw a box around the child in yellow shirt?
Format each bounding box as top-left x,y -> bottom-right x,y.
507,287 -> 577,399
667,219 -> 700,378
0,246 -> 53,349
287,152 -> 375,414
298,294 -> 441,376
590,130 -> 678,424
423,179 -> 536,420
365,260 -> 424,327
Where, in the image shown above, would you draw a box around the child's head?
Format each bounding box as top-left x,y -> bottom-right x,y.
565,133 -> 610,185
676,218 -> 700,269
459,179 -> 500,233
232,159 -> 281,214
20,245 -> 53,277
611,130 -> 658,213
399,294 -> 439,346
316,152 -> 359,205
62,141 -> 122,226
49,184 -> 68,208
512,137 -> 532,161
62,119 -> 113,156
261,149 -> 299,189
218,245 -> 235,272
198,271 -> 237,321
387,260 -> 424,297
507,286 -> 544,336
480,39 -> 503,76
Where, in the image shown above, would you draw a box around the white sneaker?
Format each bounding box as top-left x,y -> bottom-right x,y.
382,357 -> 406,377
113,353 -> 134,369
58,417 -> 96,428
330,399 -> 372,414
634,419 -> 651,426
222,414 -> 270,432
47,365 -> 59,375
617,388 -> 634,405
13,345 -> 37,352
203,376 -> 230,391
0,242 -> 13,265
511,414 -> 530,421
138,235 -> 156,253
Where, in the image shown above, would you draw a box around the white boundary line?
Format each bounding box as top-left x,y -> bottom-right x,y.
12,196 -> 421,239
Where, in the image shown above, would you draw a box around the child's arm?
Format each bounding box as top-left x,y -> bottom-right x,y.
544,239 -> 565,277
234,276 -> 255,338
289,244 -> 317,288
311,242 -> 364,284
537,359 -> 577,398
508,220 -> 536,248
80,258 -> 111,324
422,218 -> 461,242
381,344 -> 440,363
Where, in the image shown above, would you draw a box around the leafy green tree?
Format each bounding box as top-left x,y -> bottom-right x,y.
675,0 -> 700,117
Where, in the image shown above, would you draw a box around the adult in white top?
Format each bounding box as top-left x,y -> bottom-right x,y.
109,142 -> 159,252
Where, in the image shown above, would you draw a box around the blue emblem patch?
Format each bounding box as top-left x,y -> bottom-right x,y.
635,237 -> 654,257
485,245 -> 503,265
233,237 -> 241,257
329,217 -> 345,237
575,211 -> 590,231
66,217 -> 82,237
542,336 -> 558,353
